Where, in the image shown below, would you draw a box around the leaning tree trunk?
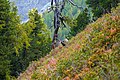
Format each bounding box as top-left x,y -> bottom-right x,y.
51,0 -> 82,49
52,0 -> 60,43
51,0 -> 64,49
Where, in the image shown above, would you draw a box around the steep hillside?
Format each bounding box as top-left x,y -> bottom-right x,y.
18,5 -> 120,80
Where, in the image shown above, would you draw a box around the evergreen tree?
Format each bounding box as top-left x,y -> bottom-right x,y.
27,9 -> 51,58
0,0 -> 28,79
70,8 -> 90,36
10,9 -> 52,77
0,0 -> 12,79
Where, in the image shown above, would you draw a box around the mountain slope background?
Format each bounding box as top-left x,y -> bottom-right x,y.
10,0 -> 88,23
10,0 -> 51,22
17,4 -> 120,80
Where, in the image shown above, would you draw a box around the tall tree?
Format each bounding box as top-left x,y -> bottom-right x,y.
10,9 -> 52,77
0,0 -> 13,79
0,0 -> 28,79
27,9 -> 51,58
50,0 -> 84,49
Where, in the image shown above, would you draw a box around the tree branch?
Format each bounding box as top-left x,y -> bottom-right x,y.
68,0 -> 83,10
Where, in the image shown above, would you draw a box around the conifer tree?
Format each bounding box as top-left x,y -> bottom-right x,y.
0,0 -> 28,79
27,9 -> 51,58
71,8 -> 90,36
11,9 -> 52,76
0,0 -> 12,79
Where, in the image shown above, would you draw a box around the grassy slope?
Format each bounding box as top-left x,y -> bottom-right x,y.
17,5 -> 120,80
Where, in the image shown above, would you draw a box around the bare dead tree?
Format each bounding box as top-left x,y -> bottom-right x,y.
50,0 -> 83,49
